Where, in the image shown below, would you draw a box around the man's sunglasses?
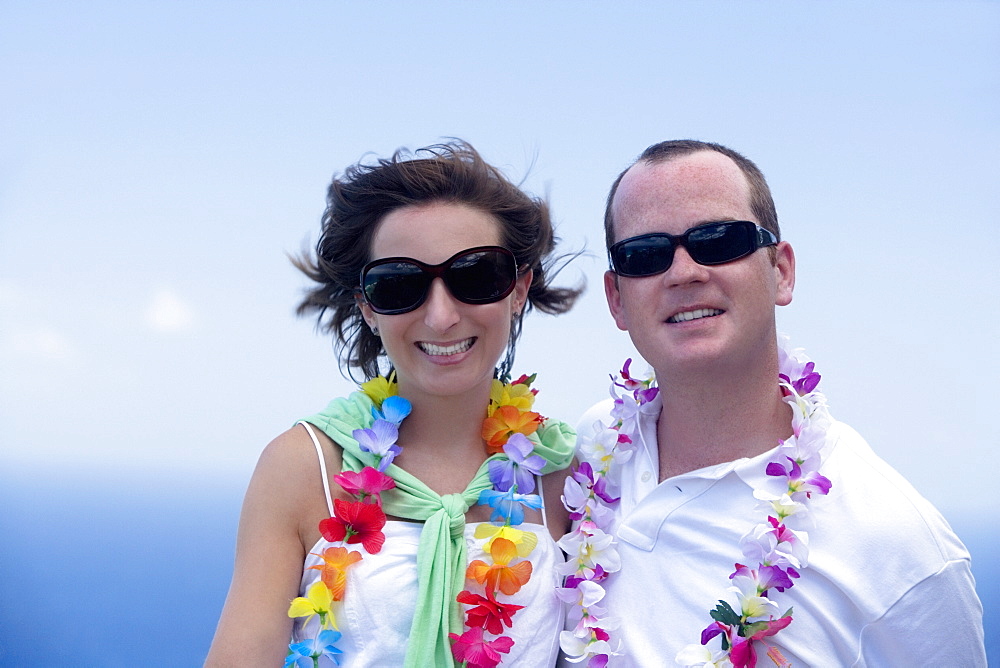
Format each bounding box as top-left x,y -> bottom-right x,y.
360,246 -> 520,315
609,221 -> 778,278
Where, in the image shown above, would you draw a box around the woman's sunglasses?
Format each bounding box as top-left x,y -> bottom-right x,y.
609,220 -> 778,278
360,246 -> 519,315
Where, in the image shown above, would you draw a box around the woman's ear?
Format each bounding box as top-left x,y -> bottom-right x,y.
512,268 -> 533,315
356,292 -> 378,331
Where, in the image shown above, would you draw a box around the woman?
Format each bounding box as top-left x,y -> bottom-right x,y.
206,141 -> 581,667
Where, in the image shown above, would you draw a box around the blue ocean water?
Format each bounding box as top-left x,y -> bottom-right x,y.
0,469 -> 996,666
0,469 -> 243,666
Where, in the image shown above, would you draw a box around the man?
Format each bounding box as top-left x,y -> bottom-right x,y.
558,141 -> 986,666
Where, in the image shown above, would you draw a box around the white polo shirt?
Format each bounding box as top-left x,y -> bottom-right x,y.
576,395 -> 986,667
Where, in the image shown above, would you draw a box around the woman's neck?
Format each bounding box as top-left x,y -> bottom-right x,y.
394,378 -> 494,458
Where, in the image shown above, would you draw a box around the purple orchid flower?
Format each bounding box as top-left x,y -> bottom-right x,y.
730,562 -> 794,595
701,621 -> 727,646
588,653 -> 610,668
780,362 -> 821,396
635,386 -> 659,405
487,433 -> 545,493
767,456 -> 832,496
758,564 -> 795,593
572,461 -> 619,504
798,470 -> 833,496
613,358 -> 644,391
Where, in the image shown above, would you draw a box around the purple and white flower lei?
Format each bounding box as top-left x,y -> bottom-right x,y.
557,338 -> 832,667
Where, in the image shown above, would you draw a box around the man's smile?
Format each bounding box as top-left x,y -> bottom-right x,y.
666,308 -> 725,324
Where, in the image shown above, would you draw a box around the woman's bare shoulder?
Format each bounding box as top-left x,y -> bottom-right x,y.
205,424 -> 339,664
257,422 -> 344,477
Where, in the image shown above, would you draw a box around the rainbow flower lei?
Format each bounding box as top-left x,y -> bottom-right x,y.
558,340 -> 832,668
285,372 -> 549,668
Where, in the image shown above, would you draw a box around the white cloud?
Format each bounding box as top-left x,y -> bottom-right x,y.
145,288 -> 196,333
0,281 -> 77,362
6,325 -> 75,361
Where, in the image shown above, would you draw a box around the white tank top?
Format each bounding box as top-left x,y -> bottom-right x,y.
292,422 -> 565,666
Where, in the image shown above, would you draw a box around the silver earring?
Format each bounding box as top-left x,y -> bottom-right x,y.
370,324 -> 380,336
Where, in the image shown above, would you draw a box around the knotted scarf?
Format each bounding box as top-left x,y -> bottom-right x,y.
303,390 -> 574,667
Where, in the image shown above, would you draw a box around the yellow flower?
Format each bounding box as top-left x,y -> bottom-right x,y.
474,523 -> 538,557
287,581 -> 338,629
361,372 -> 397,406
488,379 -> 536,416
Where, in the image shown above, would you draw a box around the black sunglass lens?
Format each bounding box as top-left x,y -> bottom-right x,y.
363,262 -> 429,312
616,236 -> 675,277
446,251 -> 516,302
688,223 -> 754,264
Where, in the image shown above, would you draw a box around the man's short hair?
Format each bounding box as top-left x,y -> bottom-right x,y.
603,140 -> 781,251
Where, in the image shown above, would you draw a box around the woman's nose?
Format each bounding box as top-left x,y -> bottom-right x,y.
422,278 -> 461,332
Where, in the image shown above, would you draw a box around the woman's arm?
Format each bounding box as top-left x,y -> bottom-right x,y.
205,426 -> 334,666
542,465 -> 573,541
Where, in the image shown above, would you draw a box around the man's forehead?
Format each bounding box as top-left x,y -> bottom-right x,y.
611,151 -> 753,235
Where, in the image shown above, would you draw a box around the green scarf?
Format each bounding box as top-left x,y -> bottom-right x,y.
303,390 -> 575,667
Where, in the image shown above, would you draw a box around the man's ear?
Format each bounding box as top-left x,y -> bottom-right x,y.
773,241 -> 795,306
604,270 -> 630,332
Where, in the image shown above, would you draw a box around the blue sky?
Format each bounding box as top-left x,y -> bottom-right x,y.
1,1 -> 998,660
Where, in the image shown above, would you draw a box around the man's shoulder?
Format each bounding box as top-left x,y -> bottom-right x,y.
818,419 -> 968,560
823,419 -> 932,509
576,398 -> 617,435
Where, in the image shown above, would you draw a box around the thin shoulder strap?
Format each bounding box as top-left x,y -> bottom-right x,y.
536,473 -> 548,530
298,421 -> 335,517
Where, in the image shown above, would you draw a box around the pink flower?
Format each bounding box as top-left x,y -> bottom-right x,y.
729,635 -> 757,668
730,616 -> 793,668
448,626 -> 514,668
333,466 -> 395,503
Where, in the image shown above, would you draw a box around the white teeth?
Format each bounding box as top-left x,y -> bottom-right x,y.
419,338 -> 475,356
667,308 -> 724,323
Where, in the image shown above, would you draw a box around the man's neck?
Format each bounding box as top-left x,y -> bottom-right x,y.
655,353 -> 793,481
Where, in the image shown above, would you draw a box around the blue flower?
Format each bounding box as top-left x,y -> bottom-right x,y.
285,629 -> 344,667
478,487 -> 542,525
371,395 -> 412,425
